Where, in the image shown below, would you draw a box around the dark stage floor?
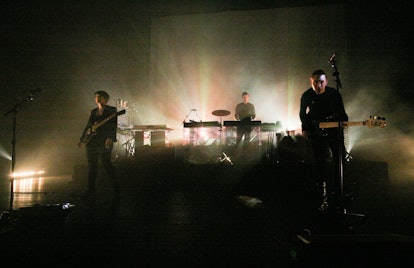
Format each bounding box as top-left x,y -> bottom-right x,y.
1,146 -> 414,266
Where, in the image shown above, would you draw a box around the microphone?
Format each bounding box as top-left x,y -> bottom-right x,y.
329,53 -> 336,63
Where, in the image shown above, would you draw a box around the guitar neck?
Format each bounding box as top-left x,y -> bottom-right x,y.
92,115 -> 113,131
92,110 -> 125,131
96,114 -> 115,128
319,121 -> 365,129
318,116 -> 387,129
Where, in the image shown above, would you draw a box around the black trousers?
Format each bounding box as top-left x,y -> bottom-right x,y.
86,145 -> 119,193
236,125 -> 252,145
306,135 -> 347,209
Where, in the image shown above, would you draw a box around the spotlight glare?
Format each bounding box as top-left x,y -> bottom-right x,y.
0,145 -> 12,161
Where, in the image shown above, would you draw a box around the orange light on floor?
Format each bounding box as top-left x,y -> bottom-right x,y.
10,170 -> 45,179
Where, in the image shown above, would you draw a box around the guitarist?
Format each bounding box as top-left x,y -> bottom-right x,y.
77,90 -> 120,199
299,69 -> 348,217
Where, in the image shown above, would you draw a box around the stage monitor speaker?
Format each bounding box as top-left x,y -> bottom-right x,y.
296,234 -> 414,266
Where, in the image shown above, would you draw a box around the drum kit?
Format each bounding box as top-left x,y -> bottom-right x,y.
112,98 -> 134,159
113,98 -> 130,110
211,109 -> 231,120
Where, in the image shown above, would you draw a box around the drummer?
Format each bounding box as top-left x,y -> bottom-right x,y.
235,91 -> 256,146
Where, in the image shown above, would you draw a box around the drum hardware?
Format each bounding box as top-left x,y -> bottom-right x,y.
219,152 -> 233,165
211,110 -> 233,165
114,128 -> 135,159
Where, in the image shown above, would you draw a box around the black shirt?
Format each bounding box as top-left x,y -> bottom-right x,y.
300,87 -> 348,137
80,105 -> 118,147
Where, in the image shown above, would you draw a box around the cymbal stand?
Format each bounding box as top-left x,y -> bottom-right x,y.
217,116 -> 233,165
121,132 -> 135,159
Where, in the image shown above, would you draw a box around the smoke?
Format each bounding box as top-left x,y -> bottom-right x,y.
345,82 -> 414,183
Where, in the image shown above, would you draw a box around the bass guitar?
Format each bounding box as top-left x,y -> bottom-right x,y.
82,109 -> 126,144
319,115 -> 387,129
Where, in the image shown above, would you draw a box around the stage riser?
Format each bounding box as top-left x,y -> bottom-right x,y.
72,158 -> 390,200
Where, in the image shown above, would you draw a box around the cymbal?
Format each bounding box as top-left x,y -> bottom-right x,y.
212,109 -> 231,116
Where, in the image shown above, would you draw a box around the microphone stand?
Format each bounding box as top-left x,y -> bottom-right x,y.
330,56 -> 365,231
3,92 -> 39,210
182,109 -> 196,123
330,55 -> 342,91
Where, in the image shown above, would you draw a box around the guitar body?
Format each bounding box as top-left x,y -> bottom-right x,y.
305,117 -> 340,138
81,127 -> 97,144
81,109 -> 126,144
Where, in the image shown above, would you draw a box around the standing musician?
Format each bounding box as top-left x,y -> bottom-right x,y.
300,69 -> 348,214
77,90 -> 120,199
235,91 -> 256,146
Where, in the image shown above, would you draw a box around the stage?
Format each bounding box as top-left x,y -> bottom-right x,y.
1,145 -> 414,266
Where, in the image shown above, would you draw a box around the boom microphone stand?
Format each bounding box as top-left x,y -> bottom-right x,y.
329,54 -> 365,231
3,89 -> 42,210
